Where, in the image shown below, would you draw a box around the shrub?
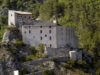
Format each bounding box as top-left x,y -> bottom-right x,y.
38,43 -> 45,53
15,40 -> 25,47
43,70 -> 55,75
29,46 -> 37,54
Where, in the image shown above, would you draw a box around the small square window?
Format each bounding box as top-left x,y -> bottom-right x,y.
40,30 -> 42,33
49,36 -> 52,40
50,44 -> 52,47
29,30 -> 31,33
49,26 -> 51,28
40,26 -> 42,28
40,36 -> 42,40
49,30 -> 51,33
45,34 -> 47,37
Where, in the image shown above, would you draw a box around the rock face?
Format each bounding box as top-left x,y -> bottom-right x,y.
0,48 -> 16,75
2,27 -> 22,43
2,31 -> 10,43
0,61 -> 4,75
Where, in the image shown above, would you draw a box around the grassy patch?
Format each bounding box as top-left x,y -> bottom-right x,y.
0,25 -> 6,42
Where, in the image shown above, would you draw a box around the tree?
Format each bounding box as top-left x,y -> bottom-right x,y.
39,0 -> 62,20
76,0 -> 100,51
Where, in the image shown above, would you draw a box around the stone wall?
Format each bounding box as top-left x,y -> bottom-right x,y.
22,25 -> 57,48
22,25 -> 78,48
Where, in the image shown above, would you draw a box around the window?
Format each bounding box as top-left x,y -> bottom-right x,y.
40,26 -> 42,28
49,26 -> 51,28
29,30 -> 31,33
40,30 -> 42,33
49,36 -> 52,40
49,30 -> 51,33
50,44 -> 52,47
40,36 -> 42,40
45,34 -> 47,37
29,16 -> 30,19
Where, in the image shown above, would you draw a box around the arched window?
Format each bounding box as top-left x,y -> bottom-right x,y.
45,34 -> 47,37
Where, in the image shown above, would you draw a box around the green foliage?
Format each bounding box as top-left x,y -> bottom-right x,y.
0,25 -> 6,41
25,53 -> 44,61
25,44 -> 46,61
15,40 -> 25,47
38,43 -> 45,53
0,0 -> 42,25
0,16 -> 8,25
43,70 -> 55,75
29,46 -> 37,54
20,68 -> 30,75
39,0 -> 63,20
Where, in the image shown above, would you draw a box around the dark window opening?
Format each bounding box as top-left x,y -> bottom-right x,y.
49,36 -> 52,40
29,30 -> 31,33
50,44 -> 52,47
40,26 -> 42,28
45,34 -> 47,37
49,30 -> 51,33
40,30 -> 42,33
29,16 -> 30,19
40,36 -> 42,40
49,26 -> 51,28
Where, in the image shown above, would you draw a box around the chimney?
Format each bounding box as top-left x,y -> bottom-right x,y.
52,15 -> 58,24
53,19 -> 57,24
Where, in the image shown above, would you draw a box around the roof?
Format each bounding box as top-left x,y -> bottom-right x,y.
22,20 -> 57,27
9,10 -> 32,15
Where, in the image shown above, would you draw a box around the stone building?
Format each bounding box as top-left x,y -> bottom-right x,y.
22,22 -> 78,48
8,10 -> 78,48
8,10 -> 33,27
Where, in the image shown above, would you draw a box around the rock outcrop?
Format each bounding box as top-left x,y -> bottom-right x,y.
2,27 -> 22,43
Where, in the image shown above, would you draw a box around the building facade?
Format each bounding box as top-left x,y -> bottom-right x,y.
8,10 -> 78,48
8,10 -> 33,27
22,24 -> 78,48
